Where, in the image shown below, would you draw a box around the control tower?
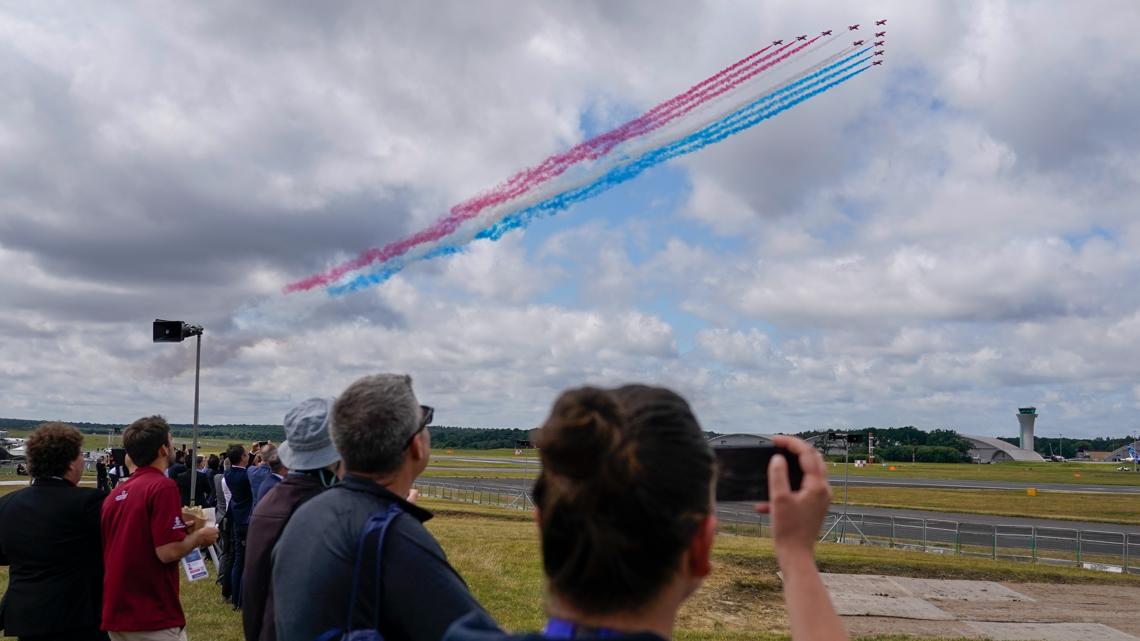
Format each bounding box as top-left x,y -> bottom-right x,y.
1017,407 -> 1037,452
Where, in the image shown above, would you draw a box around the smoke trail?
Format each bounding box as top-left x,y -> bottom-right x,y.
285,38 -> 826,294
330,59 -> 871,295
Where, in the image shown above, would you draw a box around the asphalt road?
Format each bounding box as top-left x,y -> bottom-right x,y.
426,466 -> 1140,494
421,475 -> 1140,562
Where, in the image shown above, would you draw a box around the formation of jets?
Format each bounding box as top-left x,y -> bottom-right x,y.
771,21 -> 886,69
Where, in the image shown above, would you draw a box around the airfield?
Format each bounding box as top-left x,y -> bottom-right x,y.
5,443 -> 1140,640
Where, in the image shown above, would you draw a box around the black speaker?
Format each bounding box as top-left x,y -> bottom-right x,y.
110,447 -> 127,467
153,319 -> 186,342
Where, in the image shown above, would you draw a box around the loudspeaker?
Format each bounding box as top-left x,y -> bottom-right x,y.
110,447 -> 127,467
153,319 -> 186,342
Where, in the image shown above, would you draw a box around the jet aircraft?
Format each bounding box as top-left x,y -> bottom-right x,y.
875,31 -> 887,37
848,24 -> 860,30
876,19 -> 887,26
871,60 -> 883,66
797,35 -> 808,41
874,40 -> 885,46
873,50 -> 884,56
772,39 -> 783,45
821,30 -> 833,36
853,40 -> 865,46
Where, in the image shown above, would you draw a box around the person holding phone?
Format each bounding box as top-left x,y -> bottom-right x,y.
444,385 -> 847,641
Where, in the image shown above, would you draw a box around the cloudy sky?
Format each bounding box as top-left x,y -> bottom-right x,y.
2,1 -> 1138,439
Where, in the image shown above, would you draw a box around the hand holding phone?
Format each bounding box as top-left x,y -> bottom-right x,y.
714,445 -> 804,502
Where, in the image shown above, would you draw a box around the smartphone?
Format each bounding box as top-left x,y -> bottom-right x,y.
714,445 -> 803,502
257,441 -> 269,448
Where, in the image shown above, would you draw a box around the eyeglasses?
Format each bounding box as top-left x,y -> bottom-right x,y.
404,405 -> 434,450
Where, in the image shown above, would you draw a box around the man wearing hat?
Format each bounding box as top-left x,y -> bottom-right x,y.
241,398 -> 341,641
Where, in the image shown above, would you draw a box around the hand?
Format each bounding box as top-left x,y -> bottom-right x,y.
194,526 -> 220,547
407,489 -> 420,504
756,435 -> 831,560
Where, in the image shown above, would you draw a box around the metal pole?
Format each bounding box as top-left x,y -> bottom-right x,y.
189,333 -> 201,505
840,438 -> 850,543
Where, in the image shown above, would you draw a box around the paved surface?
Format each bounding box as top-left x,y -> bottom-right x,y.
822,573 -> 1140,640
427,460 -> 1140,493
426,475 -> 1140,533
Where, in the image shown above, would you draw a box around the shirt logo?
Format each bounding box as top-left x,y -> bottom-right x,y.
114,490 -> 128,502
173,516 -> 186,530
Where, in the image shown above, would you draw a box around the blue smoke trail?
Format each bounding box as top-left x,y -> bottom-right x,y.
330,53 -> 871,296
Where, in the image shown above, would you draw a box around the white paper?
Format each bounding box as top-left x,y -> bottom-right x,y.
182,547 -> 209,581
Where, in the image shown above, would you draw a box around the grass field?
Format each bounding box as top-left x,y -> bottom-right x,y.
839,486 -> 1140,524
5,498 -> 1139,641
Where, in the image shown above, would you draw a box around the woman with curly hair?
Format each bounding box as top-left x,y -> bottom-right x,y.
0,422 -> 109,641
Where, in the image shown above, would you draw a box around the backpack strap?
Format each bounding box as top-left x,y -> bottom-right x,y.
342,502 -> 404,633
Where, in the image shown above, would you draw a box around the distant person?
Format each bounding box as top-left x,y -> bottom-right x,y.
243,398 -> 340,641
205,454 -> 222,507
100,416 -> 220,641
167,449 -> 187,481
224,444 -> 254,609
247,444 -> 271,499
273,374 -> 485,641
214,453 -> 232,601
252,445 -> 286,508
0,422 -> 108,641
177,455 -> 211,507
444,386 -> 847,641
96,455 -> 110,492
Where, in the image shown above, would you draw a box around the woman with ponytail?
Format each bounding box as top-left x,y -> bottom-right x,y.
446,384 -> 847,641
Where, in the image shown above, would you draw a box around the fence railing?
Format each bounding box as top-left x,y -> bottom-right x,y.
414,479 -> 1140,574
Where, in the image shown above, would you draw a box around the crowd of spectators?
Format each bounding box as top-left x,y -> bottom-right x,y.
0,374 -> 846,641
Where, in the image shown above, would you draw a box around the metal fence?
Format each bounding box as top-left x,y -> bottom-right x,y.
414,478 -> 1140,575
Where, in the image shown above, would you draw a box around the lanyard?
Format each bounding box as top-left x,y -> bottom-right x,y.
544,618 -> 620,640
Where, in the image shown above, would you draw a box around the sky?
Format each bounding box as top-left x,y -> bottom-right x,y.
2,1 -> 1139,439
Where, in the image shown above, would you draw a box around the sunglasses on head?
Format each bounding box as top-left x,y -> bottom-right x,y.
404,405 -> 434,450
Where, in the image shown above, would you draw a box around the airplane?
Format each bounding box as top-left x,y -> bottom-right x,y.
876,19 -> 887,26
874,40 -> 885,46
772,39 -> 784,45
873,50 -> 884,56
848,24 -> 860,30
853,40 -> 865,46
872,60 -> 883,66
822,30 -> 833,36
797,35 -> 808,41
875,31 -> 887,37
1123,446 -> 1140,462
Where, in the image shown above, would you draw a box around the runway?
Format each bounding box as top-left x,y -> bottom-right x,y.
425,466 -> 1140,494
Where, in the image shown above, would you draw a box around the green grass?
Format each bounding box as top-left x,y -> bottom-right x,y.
836,460 -> 1140,486
841,486 -> 1140,524
5,499 -> 1138,641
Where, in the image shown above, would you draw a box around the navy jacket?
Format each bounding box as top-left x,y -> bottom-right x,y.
224,466 -> 254,531
0,479 -> 107,638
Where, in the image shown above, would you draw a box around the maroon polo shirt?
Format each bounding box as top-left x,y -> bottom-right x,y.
100,465 -> 188,631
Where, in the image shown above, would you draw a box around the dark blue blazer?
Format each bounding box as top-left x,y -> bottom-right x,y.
224,466 -> 254,530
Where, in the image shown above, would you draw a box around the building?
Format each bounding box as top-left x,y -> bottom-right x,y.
1108,441 -> 1140,462
1017,407 -> 1037,451
709,433 -> 775,448
1077,451 -> 1113,462
961,434 -> 1044,463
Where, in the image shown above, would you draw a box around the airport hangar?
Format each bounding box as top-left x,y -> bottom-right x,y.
709,432 -> 1044,463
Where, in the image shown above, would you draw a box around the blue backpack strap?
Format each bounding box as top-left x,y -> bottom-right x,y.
315,502 -> 404,641
345,502 -> 404,633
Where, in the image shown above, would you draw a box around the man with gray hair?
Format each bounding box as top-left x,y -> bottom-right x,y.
272,374 -> 487,641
